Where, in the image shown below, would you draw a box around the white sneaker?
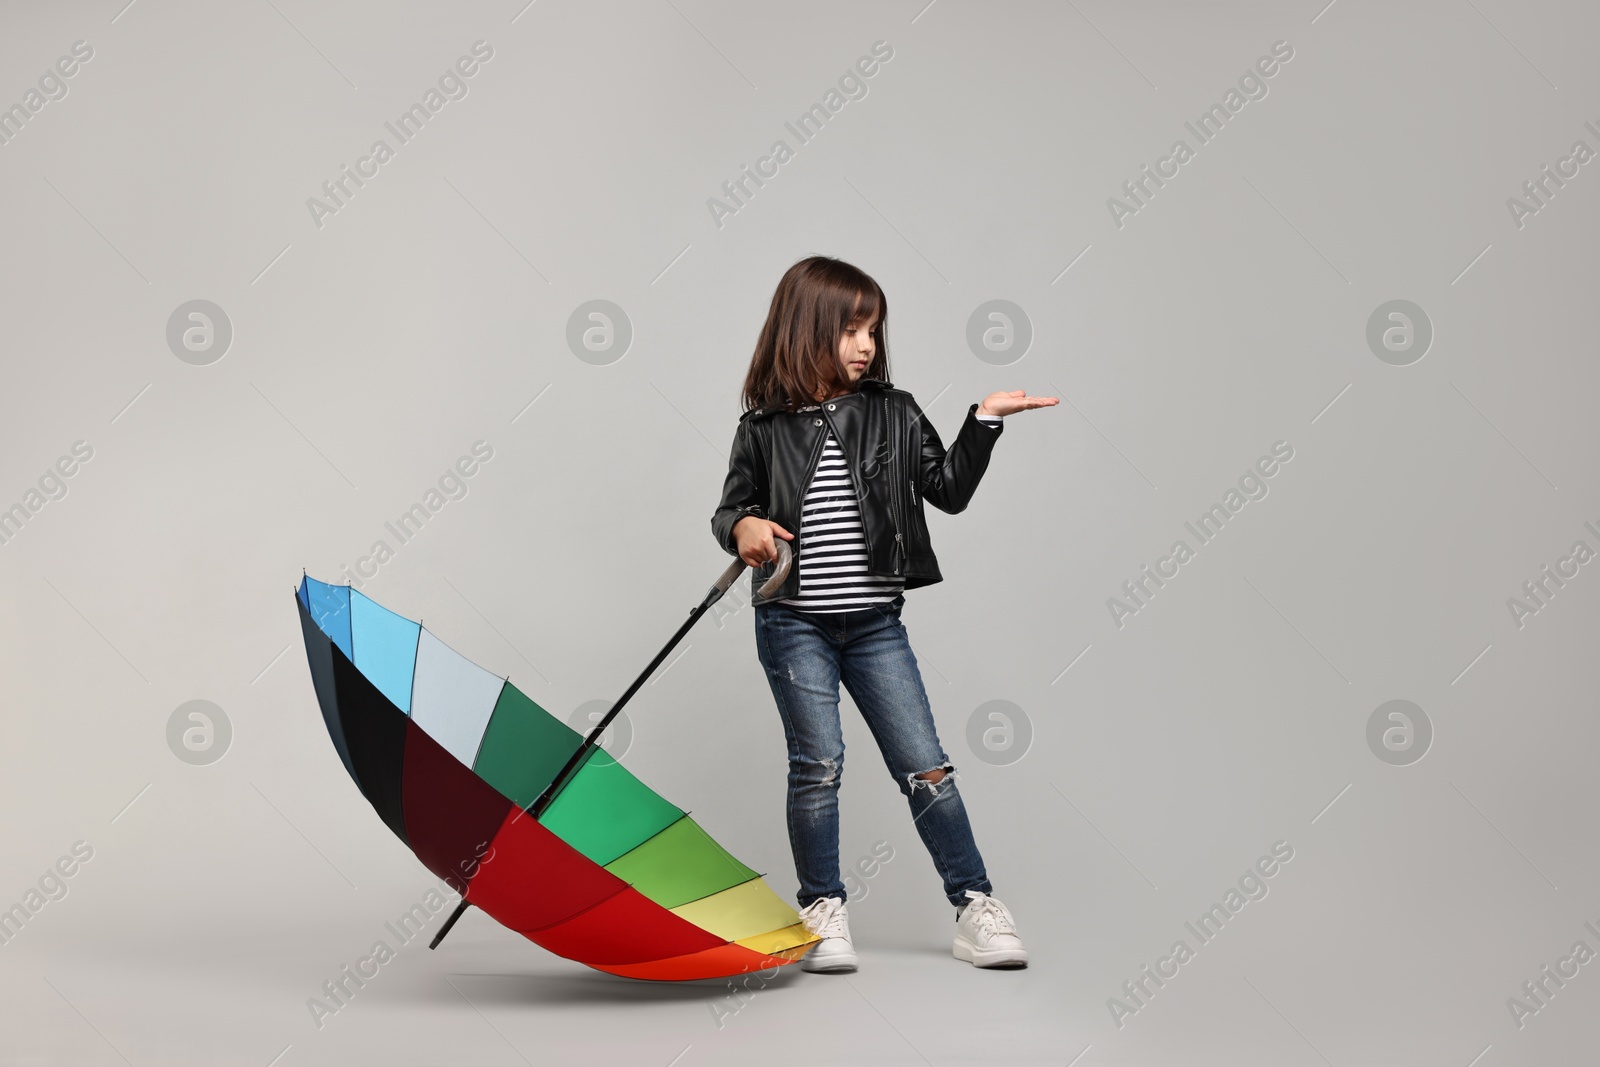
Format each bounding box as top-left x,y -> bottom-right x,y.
798,896 -> 858,973
953,890 -> 1028,968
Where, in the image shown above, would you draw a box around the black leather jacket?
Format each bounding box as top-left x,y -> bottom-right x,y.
711,378 -> 1005,606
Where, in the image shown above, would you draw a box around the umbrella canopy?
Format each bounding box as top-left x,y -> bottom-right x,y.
294,574 -> 817,980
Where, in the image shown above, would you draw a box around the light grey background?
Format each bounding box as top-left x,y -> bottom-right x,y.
2,0 -> 1596,1064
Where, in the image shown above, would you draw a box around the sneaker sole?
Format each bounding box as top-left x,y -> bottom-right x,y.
953,936 -> 1028,968
802,954 -> 858,973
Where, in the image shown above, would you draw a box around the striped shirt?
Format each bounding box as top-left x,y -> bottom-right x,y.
775,405 -> 1002,614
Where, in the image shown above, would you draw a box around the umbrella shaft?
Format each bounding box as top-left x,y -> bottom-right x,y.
527,581 -> 723,819
431,559 -> 757,952
429,900 -> 470,949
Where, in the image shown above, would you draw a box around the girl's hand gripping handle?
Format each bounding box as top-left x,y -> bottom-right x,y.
709,530 -> 793,605
734,516 -> 794,570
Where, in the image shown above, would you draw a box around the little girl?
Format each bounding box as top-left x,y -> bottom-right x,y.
711,256 -> 1057,971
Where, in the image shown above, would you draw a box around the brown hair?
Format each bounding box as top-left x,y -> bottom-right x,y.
740,256 -> 890,414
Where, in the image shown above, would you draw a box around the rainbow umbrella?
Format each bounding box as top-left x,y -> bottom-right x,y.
292,545 -> 817,981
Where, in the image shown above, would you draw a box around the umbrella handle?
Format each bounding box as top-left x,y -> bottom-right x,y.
711,537 -> 793,602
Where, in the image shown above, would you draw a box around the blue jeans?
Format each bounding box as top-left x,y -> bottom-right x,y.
754,595 -> 993,909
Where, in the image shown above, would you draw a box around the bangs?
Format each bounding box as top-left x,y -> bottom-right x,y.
842,285 -> 882,329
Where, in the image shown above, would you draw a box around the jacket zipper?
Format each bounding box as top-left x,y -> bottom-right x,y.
885,395 -> 904,576
788,414 -> 829,590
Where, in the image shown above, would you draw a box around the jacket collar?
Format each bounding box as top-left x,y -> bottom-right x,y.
741,377 -> 891,422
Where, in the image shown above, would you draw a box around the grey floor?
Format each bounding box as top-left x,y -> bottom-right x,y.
3,0 -> 1598,1064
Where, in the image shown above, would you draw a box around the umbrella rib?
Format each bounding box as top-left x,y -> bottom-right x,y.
601,811 -> 691,865
407,622 -> 422,715
346,585 -> 358,668
465,678 -> 511,770
518,882 -> 633,935
645,871 -> 772,918
600,813 -> 773,896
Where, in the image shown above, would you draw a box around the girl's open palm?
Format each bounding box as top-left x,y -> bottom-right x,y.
979,390 -> 1060,417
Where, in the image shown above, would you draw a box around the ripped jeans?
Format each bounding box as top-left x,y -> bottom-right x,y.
754,595 -> 993,909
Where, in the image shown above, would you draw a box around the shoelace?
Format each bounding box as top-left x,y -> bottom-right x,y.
963,894 -> 1016,936
803,898 -> 848,939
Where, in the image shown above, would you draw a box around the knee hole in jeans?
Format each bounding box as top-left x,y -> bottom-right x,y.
907,760 -> 956,796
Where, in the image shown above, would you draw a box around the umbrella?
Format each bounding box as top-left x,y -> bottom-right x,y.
292,542 -> 818,981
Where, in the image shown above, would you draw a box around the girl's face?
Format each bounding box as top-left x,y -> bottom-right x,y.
835,310 -> 879,386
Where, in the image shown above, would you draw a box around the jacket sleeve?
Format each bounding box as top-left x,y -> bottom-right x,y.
710,417 -> 770,557
913,399 -> 1004,515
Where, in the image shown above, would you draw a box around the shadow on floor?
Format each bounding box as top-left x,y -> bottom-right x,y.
412,965 -> 809,1006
